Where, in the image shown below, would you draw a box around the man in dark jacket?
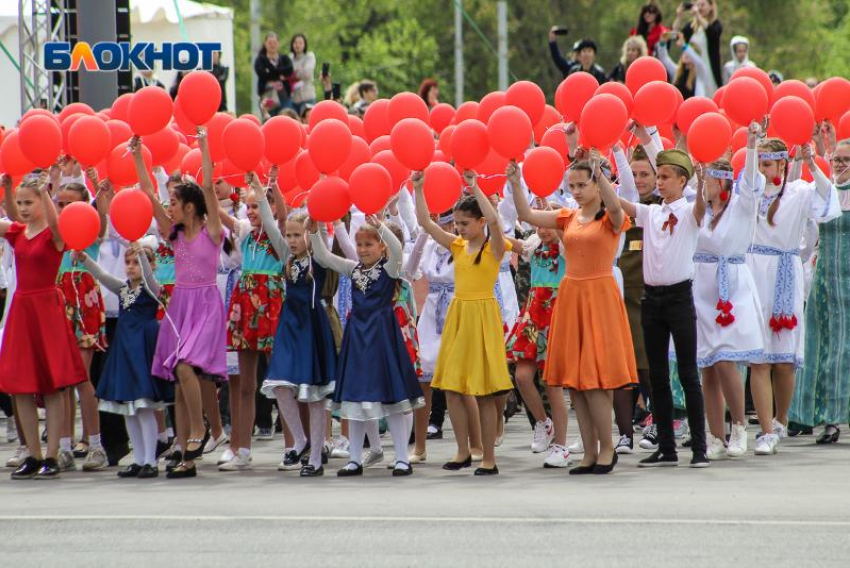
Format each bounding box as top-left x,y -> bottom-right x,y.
548,28 -> 607,83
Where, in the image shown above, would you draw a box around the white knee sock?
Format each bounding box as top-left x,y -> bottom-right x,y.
386,413 -> 410,466
404,412 -> 414,439
348,420 -> 366,466
365,419 -> 381,453
308,401 -> 326,469
124,415 -> 145,466
137,409 -> 159,466
274,387 -> 307,451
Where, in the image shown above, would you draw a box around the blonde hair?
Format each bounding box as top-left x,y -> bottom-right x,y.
693,0 -> 718,26
125,245 -> 156,265
621,35 -> 648,66
674,42 -> 702,92
344,82 -> 361,107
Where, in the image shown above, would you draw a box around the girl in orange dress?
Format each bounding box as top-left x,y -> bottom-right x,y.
513,156 -> 637,475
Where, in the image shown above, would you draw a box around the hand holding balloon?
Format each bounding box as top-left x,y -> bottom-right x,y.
505,160 -> 521,187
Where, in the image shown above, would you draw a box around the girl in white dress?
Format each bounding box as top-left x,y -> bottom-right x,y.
747,138 -> 840,456
694,122 -> 764,461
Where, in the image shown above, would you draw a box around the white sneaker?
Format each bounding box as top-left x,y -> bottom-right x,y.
217,447 -> 235,465
531,418 -> 555,453
567,437 -> 584,454
204,432 -> 228,454
82,446 -> 107,471
706,436 -> 727,461
6,419 -> 17,443
614,434 -> 634,454
330,436 -> 350,459
58,450 -> 77,471
727,423 -> 747,458
639,424 -> 659,450
6,446 -> 30,468
543,444 -> 571,468
772,419 -> 788,439
754,433 -> 779,455
219,452 -> 252,471
362,449 -> 384,468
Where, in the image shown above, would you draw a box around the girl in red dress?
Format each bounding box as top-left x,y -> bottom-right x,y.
0,172 -> 88,479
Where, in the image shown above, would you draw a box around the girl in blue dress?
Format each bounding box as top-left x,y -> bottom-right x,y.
75,240 -> 173,478
309,216 -> 424,477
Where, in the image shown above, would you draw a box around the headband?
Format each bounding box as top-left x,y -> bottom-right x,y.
437,212 -> 454,225
758,151 -> 788,160
706,169 -> 734,180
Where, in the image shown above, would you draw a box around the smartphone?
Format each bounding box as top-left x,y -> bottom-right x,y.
682,2 -> 693,10
332,82 -> 341,100
321,62 -> 330,79
553,26 -> 569,36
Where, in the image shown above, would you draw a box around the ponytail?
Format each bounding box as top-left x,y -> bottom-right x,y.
473,225 -> 489,265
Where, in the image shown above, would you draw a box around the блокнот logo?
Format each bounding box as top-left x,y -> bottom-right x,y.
45,41 -> 222,71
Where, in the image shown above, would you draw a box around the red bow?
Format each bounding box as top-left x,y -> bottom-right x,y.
662,212 -> 678,235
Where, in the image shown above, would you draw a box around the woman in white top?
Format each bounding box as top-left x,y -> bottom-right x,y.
289,33 -> 316,115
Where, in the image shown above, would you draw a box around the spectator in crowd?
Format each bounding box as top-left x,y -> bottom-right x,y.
134,69 -> 164,91
548,28 -> 607,83
168,71 -> 185,100
805,77 -> 819,88
768,70 -> 784,86
722,35 -> 754,85
344,82 -> 362,108
673,0 -> 722,93
254,31 -> 295,118
657,31 -> 715,99
352,80 -> 378,116
419,79 -> 440,109
631,2 -> 667,54
609,35 -> 648,83
211,51 -> 229,111
289,33 -> 316,116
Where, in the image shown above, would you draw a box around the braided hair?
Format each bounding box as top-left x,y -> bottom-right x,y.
759,138 -> 789,227
707,159 -> 733,231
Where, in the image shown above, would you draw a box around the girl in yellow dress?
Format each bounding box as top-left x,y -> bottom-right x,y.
413,169 -> 513,476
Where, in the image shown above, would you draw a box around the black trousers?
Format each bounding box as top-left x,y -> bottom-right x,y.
429,388 -> 446,429
254,356 -> 275,430
641,280 -> 706,455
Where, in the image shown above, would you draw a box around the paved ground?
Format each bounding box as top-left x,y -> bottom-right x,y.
1,414 -> 849,567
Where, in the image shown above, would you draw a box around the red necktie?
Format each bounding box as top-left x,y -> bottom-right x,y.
662,212 -> 678,235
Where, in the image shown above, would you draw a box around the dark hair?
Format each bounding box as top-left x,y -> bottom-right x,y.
290,33 -> 308,55
570,161 -> 606,221
358,80 -> 377,98
636,3 -> 663,38
258,32 -> 278,57
168,181 -> 233,255
418,78 -> 438,105
453,195 -> 489,264
760,138 -> 789,227
707,159 -> 733,230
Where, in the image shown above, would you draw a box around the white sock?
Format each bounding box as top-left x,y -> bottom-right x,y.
274,387 -> 307,451
137,409 -> 159,466
348,420 -> 366,465
404,412 -> 414,439
386,413 -> 410,466
308,401 -> 326,469
89,433 -> 102,449
158,431 -> 168,444
365,419 -> 381,453
124,415 -> 145,466
166,427 -> 174,438
60,437 -> 72,453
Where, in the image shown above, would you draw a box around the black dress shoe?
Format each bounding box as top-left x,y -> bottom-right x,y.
165,450 -> 183,472
392,462 -> 413,477
442,455 -> 472,471
35,458 -> 60,479
427,427 -> 443,440
11,457 -> 42,480
183,438 -> 205,461
117,464 -> 143,478
593,453 -> 618,475
473,465 -> 499,476
166,464 -> 197,479
300,464 -> 324,477
336,462 -> 363,477
568,463 -> 597,475
138,464 -> 159,478
816,426 -> 840,444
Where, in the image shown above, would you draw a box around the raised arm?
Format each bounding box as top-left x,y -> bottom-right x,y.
251,173 -> 289,262
266,166 -> 289,233
613,146 -> 639,203
36,171 -> 65,250
467,171 -> 506,260
395,183 -> 419,240
80,252 -> 124,294
368,216 -> 403,279
548,29 -> 573,75
412,170 -> 456,250
506,161 -> 559,229
197,126 -> 223,243
618,197 -> 638,219
590,150 -> 626,232
308,221 -> 357,276
332,220 -> 357,261
92,172 -> 113,239
739,121 -> 765,206
137,243 -> 162,297
132,136 -> 173,237
693,164 -> 707,226
1,175 -> 18,224
404,231 -> 428,281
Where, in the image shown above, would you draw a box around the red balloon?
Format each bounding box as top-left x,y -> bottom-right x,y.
541,126 -> 570,163
687,112 -> 732,163
595,81 -> 634,117
58,201 -> 100,250
61,114 -> 86,155
731,127 -> 748,153
555,72 -> 599,122
454,101 -> 480,124
106,120 -> 133,150
171,98 -> 196,137
59,103 -> 95,123
218,159 -> 246,186
284,187 -> 308,208
143,127 -> 180,167
68,116 -> 111,167
388,92 -> 429,127
450,119 -> 489,170
20,108 -> 60,126
523,146 -> 565,198
633,81 -> 679,126
580,94 -> 628,150
423,162 -> 462,213
128,86 -> 173,136
506,80 -> 546,126
802,155 -> 831,182
438,125 -> 455,161
429,103 -> 456,135
475,149 -> 509,196
731,148 -> 747,177
478,91 -> 507,124
163,143 -> 190,175
730,67 -> 773,101
815,77 -> 850,124
432,150 -> 449,163
108,144 -> 151,187
223,118 -> 265,172
96,112 -> 110,121
109,188 -> 153,241
295,150 -> 320,190
0,131 -> 36,176
308,119 -> 352,173
18,114 -> 62,168
391,118 -> 435,171
177,71 -> 221,125
348,115 -> 366,139
372,149 -> 410,193
363,99 -> 391,143
487,105 -> 532,160
338,137 -> 371,181
349,163 -> 393,214
626,56 -> 667,95
308,100 -> 349,131
262,115 -> 302,165
181,148 -> 203,181
307,176 -> 350,222
205,113 -> 234,162
771,80 -> 816,112
722,77 -> 769,126
276,153 -> 300,192
239,114 -> 262,126
770,96 -> 815,146
369,135 -> 392,157
533,105 -> 561,145
110,94 -> 133,123
838,111 -> 850,141
676,96 -> 718,135
713,85 -> 726,108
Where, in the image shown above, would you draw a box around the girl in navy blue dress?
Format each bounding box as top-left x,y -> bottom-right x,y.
309,215 -> 424,477
258,184 -> 337,477
75,240 -> 173,478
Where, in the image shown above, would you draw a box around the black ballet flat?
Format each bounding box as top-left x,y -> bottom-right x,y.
300,464 -> 324,477
165,463 -> 197,479
473,465 -> 499,476
816,426 -> 840,445
568,463 -> 597,475
117,464 -> 143,478
138,464 -> 159,479
442,455 -> 472,471
35,458 -> 61,480
336,462 -> 363,477
593,453 -> 618,475
392,462 -> 413,477
183,438 -> 205,462
165,450 -> 183,472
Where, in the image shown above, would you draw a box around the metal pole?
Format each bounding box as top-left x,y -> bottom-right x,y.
454,0 -> 463,106
250,0 -> 260,117
497,1 -> 508,90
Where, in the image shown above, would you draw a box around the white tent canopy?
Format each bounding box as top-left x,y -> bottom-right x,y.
0,0 -> 235,129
